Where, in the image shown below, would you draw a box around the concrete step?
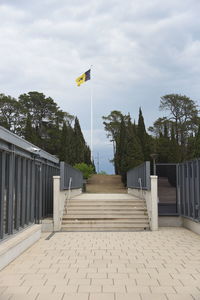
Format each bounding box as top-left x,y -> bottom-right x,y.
63,215 -> 149,220
66,204 -> 146,208
62,219 -> 149,225
61,193 -> 149,232
67,199 -> 146,205
64,210 -> 147,216
67,206 -> 146,213
61,225 -> 150,231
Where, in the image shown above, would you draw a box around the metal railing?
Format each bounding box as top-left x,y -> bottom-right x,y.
0,126 -> 60,240
127,161 -> 151,190
60,162 -> 83,190
178,159 -> 200,222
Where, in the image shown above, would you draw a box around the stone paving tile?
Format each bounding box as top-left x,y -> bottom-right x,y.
89,293 -> 115,300
62,294 -> 89,300
36,292 -> 64,300
0,228 -> 200,299
9,294 -> 38,300
166,294 -> 195,300
141,293 -> 168,300
116,293 -> 141,300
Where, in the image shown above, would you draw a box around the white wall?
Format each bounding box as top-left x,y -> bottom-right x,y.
0,225 -> 41,271
128,176 -> 158,231
53,176 -> 82,231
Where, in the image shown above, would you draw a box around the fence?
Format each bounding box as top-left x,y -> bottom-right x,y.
178,159 -> 200,222
0,126 -> 60,240
156,163 -> 178,216
127,161 -> 151,190
60,162 -> 83,190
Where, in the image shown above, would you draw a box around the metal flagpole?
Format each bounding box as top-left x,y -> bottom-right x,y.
90,65 -> 93,162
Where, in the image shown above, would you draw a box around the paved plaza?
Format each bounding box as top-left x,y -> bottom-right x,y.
0,228 -> 200,300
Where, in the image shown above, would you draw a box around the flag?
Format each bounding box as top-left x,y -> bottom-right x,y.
76,69 -> 91,86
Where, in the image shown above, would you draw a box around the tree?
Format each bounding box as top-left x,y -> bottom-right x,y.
168,124 -> 180,163
73,117 -> 87,164
0,91 -> 91,166
0,94 -> 24,134
159,94 -> 199,160
126,118 -> 144,169
74,163 -> 94,179
137,108 -> 152,161
156,124 -> 170,163
193,124 -> 200,158
116,116 -> 127,180
102,111 -> 129,174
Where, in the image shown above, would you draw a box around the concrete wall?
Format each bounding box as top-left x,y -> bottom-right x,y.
128,176 -> 158,231
53,176 -> 82,231
158,216 -> 183,227
0,225 -> 41,271
158,216 -> 200,236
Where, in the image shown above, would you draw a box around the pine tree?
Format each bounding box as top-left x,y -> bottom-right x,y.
24,113 -> 37,144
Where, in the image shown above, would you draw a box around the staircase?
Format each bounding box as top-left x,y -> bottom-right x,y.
61,193 -> 150,231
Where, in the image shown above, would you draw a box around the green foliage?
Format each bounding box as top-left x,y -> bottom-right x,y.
103,96 -> 200,184
74,163 -> 95,179
102,111 -> 129,174
99,171 -> 107,175
193,125 -> 200,158
102,109 -> 150,185
151,93 -> 200,162
0,91 -> 92,167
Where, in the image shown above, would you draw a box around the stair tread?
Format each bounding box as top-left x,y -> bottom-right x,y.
62,193 -> 149,232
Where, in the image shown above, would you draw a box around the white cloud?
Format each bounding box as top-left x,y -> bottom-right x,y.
0,0 -> 200,172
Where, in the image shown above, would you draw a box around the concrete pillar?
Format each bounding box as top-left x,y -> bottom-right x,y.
150,175 -> 158,231
53,176 -> 61,231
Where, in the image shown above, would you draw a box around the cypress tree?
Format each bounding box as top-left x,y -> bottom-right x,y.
157,124 -> 170,163
73,117 -> 85,163
117,116 -> 127,183
193,124 -> 200,158
168,124 -> 180,162
126,118 -> 144,169
137,108 -> 150,160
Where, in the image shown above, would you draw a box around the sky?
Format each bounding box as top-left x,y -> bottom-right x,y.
0,0 -> 200,173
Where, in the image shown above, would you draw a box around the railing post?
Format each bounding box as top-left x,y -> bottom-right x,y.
53,176 -> 61,231
150,175 -> 158,231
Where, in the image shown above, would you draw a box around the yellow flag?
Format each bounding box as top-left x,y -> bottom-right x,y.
75,69 -> 91,86
76,73 -> 86,86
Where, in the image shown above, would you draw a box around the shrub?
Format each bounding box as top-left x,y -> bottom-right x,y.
74,163 -> 94,179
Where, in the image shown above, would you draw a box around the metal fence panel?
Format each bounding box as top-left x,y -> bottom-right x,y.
0,125 -> 60,241
178,159 -> 200,222
60,162 -> 83,190
127,161 -> 151,190
156,164 -> 178,216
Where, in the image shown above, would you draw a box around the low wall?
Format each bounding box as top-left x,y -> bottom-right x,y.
183,218 -> 200,235
53,176 -> 82,231
128,176 -> 158,231
0,225 -> 41,271
159,216 -> 183,227
158,216 -> 200,236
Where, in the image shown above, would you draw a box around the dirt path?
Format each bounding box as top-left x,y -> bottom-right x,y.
86,174 -> 126,193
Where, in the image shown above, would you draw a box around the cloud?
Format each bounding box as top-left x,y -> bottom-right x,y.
0,0 -> 200,172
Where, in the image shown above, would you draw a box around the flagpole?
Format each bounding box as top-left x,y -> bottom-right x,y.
90,65 -> 93,162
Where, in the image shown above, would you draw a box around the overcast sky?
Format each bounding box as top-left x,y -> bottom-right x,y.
0,0 -> 200,173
